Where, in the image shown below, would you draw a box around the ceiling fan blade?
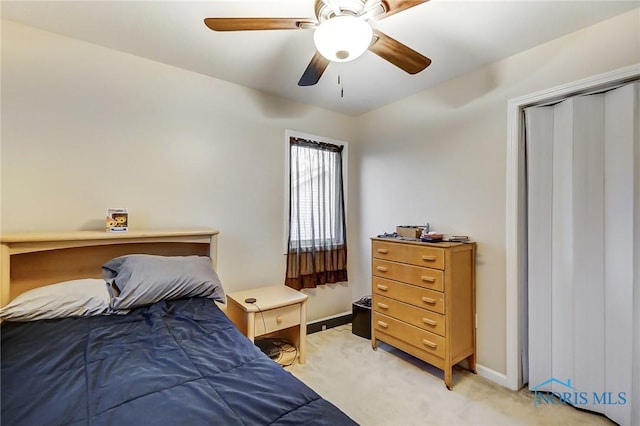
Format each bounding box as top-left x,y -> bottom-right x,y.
204,18 -> 314,31
298,51 -> 331,87
368,29 -> 431,74
378,0 -> 429,19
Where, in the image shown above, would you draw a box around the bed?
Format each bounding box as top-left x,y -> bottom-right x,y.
0,229 -> 356,426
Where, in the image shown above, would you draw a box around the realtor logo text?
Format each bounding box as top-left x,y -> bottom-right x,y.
531,378 -> 627,408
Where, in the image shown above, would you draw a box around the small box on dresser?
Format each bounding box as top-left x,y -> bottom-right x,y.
370,237 -> 476,390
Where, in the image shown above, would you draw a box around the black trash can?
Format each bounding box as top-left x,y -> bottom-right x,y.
352,296 -> 372,339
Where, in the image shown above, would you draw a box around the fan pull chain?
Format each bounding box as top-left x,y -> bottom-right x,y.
338,74 -> 344,98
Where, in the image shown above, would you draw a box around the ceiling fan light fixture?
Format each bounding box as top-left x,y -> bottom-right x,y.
313,15 -> 372,62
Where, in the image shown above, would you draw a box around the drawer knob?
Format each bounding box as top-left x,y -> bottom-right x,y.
376,266 -> 388,272
422,296 -> 436,304
377,248 -> 389,254
276,316 -> 283,324
422,255 -> 437,262
422,339 -> 438,349
377,302 -> 389,310
377,320 -> 389,328
376,284 -> 389,291
421,276 -> 436,283
422,318 -> 437,326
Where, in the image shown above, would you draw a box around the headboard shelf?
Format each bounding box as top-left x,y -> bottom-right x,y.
1,228 -> 219,245
1,228 -> 219,307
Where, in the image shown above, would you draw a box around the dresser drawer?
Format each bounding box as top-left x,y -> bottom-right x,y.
373,294 -> 445,336
254,304 -> 301,336
372,259 -> 444,292
372,240 -> 444,270
373,312 -> 445,359
372,277 -> 444,314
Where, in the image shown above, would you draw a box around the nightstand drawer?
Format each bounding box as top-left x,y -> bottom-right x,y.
373,294 -> 445,336
372,241 -> 444,270
372,259 -> 443,291
373,312 -> 445,359
254,304 -> 301,336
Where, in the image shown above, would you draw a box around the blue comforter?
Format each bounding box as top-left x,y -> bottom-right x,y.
1,298 -> 357,426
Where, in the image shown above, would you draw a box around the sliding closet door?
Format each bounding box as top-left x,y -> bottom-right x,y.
526,82 -> 638,426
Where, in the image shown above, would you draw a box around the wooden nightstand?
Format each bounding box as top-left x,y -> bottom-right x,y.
226,285 -> 308,364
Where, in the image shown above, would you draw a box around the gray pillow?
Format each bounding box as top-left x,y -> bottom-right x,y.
102,255 -> 225,310
0,278 -> 113,321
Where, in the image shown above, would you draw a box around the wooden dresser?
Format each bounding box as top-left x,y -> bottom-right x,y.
371,237 -> 476,389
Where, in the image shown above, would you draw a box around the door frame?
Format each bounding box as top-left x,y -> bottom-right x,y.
504,63 -> 640,391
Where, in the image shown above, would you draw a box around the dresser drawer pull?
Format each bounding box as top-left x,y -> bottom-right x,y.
377,248 -> 389,254
377,320 -> 389,329
376,284 -> 389,291
376,266 -> 388,272
276,316 -> 283,324
422,339 -> 438,349
421,276 -> 436,283
422,296 -> 437,304
377,302 -> 389,310
422,318 -> 437,326
422,255 -> 437,262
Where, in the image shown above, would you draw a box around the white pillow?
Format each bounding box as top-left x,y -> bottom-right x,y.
0,278 -> 112,321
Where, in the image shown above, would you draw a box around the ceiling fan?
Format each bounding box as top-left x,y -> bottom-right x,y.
204,0 -> 431,87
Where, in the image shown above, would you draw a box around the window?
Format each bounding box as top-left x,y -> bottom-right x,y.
289,142 -> 344,248
284,131 -> 348,290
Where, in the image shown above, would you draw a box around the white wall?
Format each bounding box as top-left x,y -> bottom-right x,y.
352,9 -> 640,377
0,20 -> 357,321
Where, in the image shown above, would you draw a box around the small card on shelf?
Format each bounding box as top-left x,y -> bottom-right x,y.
106,208 -> 128,232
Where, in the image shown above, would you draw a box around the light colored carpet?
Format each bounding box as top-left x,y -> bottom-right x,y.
287,324 -> 614,426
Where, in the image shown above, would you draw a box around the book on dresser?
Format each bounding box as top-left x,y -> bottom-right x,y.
370,237 -> 476,390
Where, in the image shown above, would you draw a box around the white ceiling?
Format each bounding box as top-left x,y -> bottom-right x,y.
2,0 -> 638,116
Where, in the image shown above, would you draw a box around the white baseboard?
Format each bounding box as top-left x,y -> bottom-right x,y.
476,363 -> 508,388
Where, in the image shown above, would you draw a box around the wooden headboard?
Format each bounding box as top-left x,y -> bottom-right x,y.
0,228 -> 219,308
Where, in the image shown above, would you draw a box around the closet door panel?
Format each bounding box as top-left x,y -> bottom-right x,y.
602,84 -> 636,425
550,99 -> 575,394
571,95 -> 605,406
526,107 -> 554,389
